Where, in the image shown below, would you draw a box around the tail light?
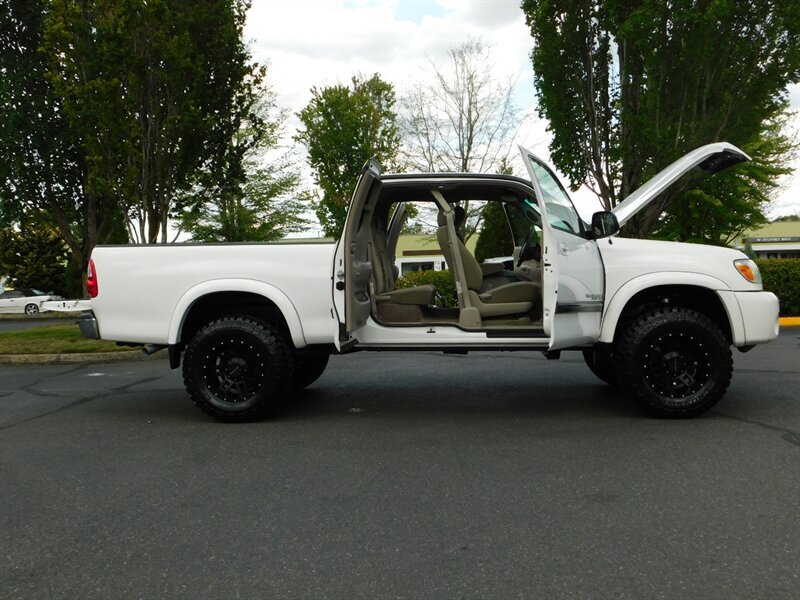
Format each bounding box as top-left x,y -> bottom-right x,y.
87,259 -> 99,298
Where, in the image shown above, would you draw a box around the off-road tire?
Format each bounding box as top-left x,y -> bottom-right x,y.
25,303 -> 39,315
615,307 -> 732,418
583,345 -> 617,385
291,353 -> 330,390
183,316 -> 294,422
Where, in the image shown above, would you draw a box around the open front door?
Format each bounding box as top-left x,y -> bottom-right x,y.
520,147 -> 605,350
331,160 -> 382,350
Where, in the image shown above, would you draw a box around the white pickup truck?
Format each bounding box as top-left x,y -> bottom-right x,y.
80,143 -> 779,421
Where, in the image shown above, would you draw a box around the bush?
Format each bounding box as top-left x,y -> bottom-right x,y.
395,269 -> 458,308
756,259 -> 800,316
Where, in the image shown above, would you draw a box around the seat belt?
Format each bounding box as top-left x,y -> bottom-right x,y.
431,190 -> 472,311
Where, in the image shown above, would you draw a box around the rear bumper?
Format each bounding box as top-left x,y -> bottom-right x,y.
719,291 -> 780,346
78,312 -> 100,339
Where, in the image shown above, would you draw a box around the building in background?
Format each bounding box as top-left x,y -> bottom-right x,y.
734,221 -> 800,259
393,234 -> 478,275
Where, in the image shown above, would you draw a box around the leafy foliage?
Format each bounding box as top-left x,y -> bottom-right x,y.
1,0 -> 263,293
756,259 -> 800,316
522,0 -> 800,240
41,0 -> 261,244
475,202 -> 513,262
0,225 -> 69,296
180,87 -> 305,242
296,74 -> 401,237
0,0 -> 119,295
395,270 -> 457,308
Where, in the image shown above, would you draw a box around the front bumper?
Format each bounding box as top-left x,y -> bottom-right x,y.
719,291 -> 780,346
77,311 -> 100,339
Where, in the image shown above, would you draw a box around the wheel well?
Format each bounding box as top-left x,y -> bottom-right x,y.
614,285 -> 732,343
179,292 -> 292,347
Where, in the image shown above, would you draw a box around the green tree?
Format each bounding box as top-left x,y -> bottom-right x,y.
522,0 -> 800,240
180,83 -> 305,242
180,160 -> 305,243
0,224 -> 70,296
0,0 -> 122,294
41,0 -> 261,244
296,74 -> 401,237
462,156 -> 517,248
474,201 -> 513,262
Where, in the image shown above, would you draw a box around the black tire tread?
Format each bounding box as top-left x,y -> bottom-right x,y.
182,316 -> 293,422
615,306 -> 732,418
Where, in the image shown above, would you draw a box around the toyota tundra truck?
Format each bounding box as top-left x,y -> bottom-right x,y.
78,143 -> 780,421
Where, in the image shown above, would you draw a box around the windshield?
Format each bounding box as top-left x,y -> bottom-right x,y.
527,160 -> 585,236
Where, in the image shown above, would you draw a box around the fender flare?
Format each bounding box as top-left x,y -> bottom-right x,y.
599,272 -> 738,343
167,279 -> 307,348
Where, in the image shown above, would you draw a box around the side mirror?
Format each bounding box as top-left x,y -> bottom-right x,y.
591,211 -> 619,239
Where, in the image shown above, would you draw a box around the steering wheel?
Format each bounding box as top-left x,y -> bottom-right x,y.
517,227 -> 534,267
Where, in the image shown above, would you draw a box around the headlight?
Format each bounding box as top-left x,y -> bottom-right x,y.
733,259 -> 761,284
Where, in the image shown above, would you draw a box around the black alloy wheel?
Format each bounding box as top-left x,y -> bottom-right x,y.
616,307 -> 732,418
183,317 -> 293,421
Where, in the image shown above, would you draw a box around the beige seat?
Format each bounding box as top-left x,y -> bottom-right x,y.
440,207 -> 521,291
436,208 -> 538,319
370,214 -> 435,322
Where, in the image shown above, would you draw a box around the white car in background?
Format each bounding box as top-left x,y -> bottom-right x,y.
0,288 -> 63,315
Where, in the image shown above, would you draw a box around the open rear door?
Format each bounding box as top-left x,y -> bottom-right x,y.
331,160 -> 382,350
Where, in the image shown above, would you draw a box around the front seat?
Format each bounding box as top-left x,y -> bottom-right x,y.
438,207 -> 522,291
436,208 -> 538,319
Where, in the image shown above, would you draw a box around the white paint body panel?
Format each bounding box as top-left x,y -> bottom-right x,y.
88,230 -> 778,351
89,243 -> 337,347
353,318 -> 549,348
596,237 -> 774,346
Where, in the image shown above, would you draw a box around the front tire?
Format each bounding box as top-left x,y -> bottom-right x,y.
615,307 -> 732,418
183,317 -> 294,422
25,303 -> 39,315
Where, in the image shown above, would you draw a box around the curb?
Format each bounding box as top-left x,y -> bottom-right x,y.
0,350 -> 168,365
779,317 -> 800,327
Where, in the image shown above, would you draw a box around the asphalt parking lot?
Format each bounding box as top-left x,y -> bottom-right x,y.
1,331 -> 798,599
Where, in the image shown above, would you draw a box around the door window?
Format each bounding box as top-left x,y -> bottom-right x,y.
526,161 -> 585,236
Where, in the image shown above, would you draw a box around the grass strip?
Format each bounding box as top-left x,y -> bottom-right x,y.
0,324 -> 130,355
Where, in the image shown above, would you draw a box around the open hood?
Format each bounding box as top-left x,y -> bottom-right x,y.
611,142 -> 750,227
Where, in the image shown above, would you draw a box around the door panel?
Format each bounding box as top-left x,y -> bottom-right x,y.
332,160 -> 382,348
520,147 -> 605,350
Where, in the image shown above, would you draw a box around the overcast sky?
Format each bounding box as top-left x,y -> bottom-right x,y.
245,0 -> 799,221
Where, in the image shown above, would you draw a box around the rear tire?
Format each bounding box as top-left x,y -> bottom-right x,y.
183,316 -> 294,422
583,346 -> 617,385
25,303 -> 39,315
291,353 -> 330,390
615,307 -> 732,418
